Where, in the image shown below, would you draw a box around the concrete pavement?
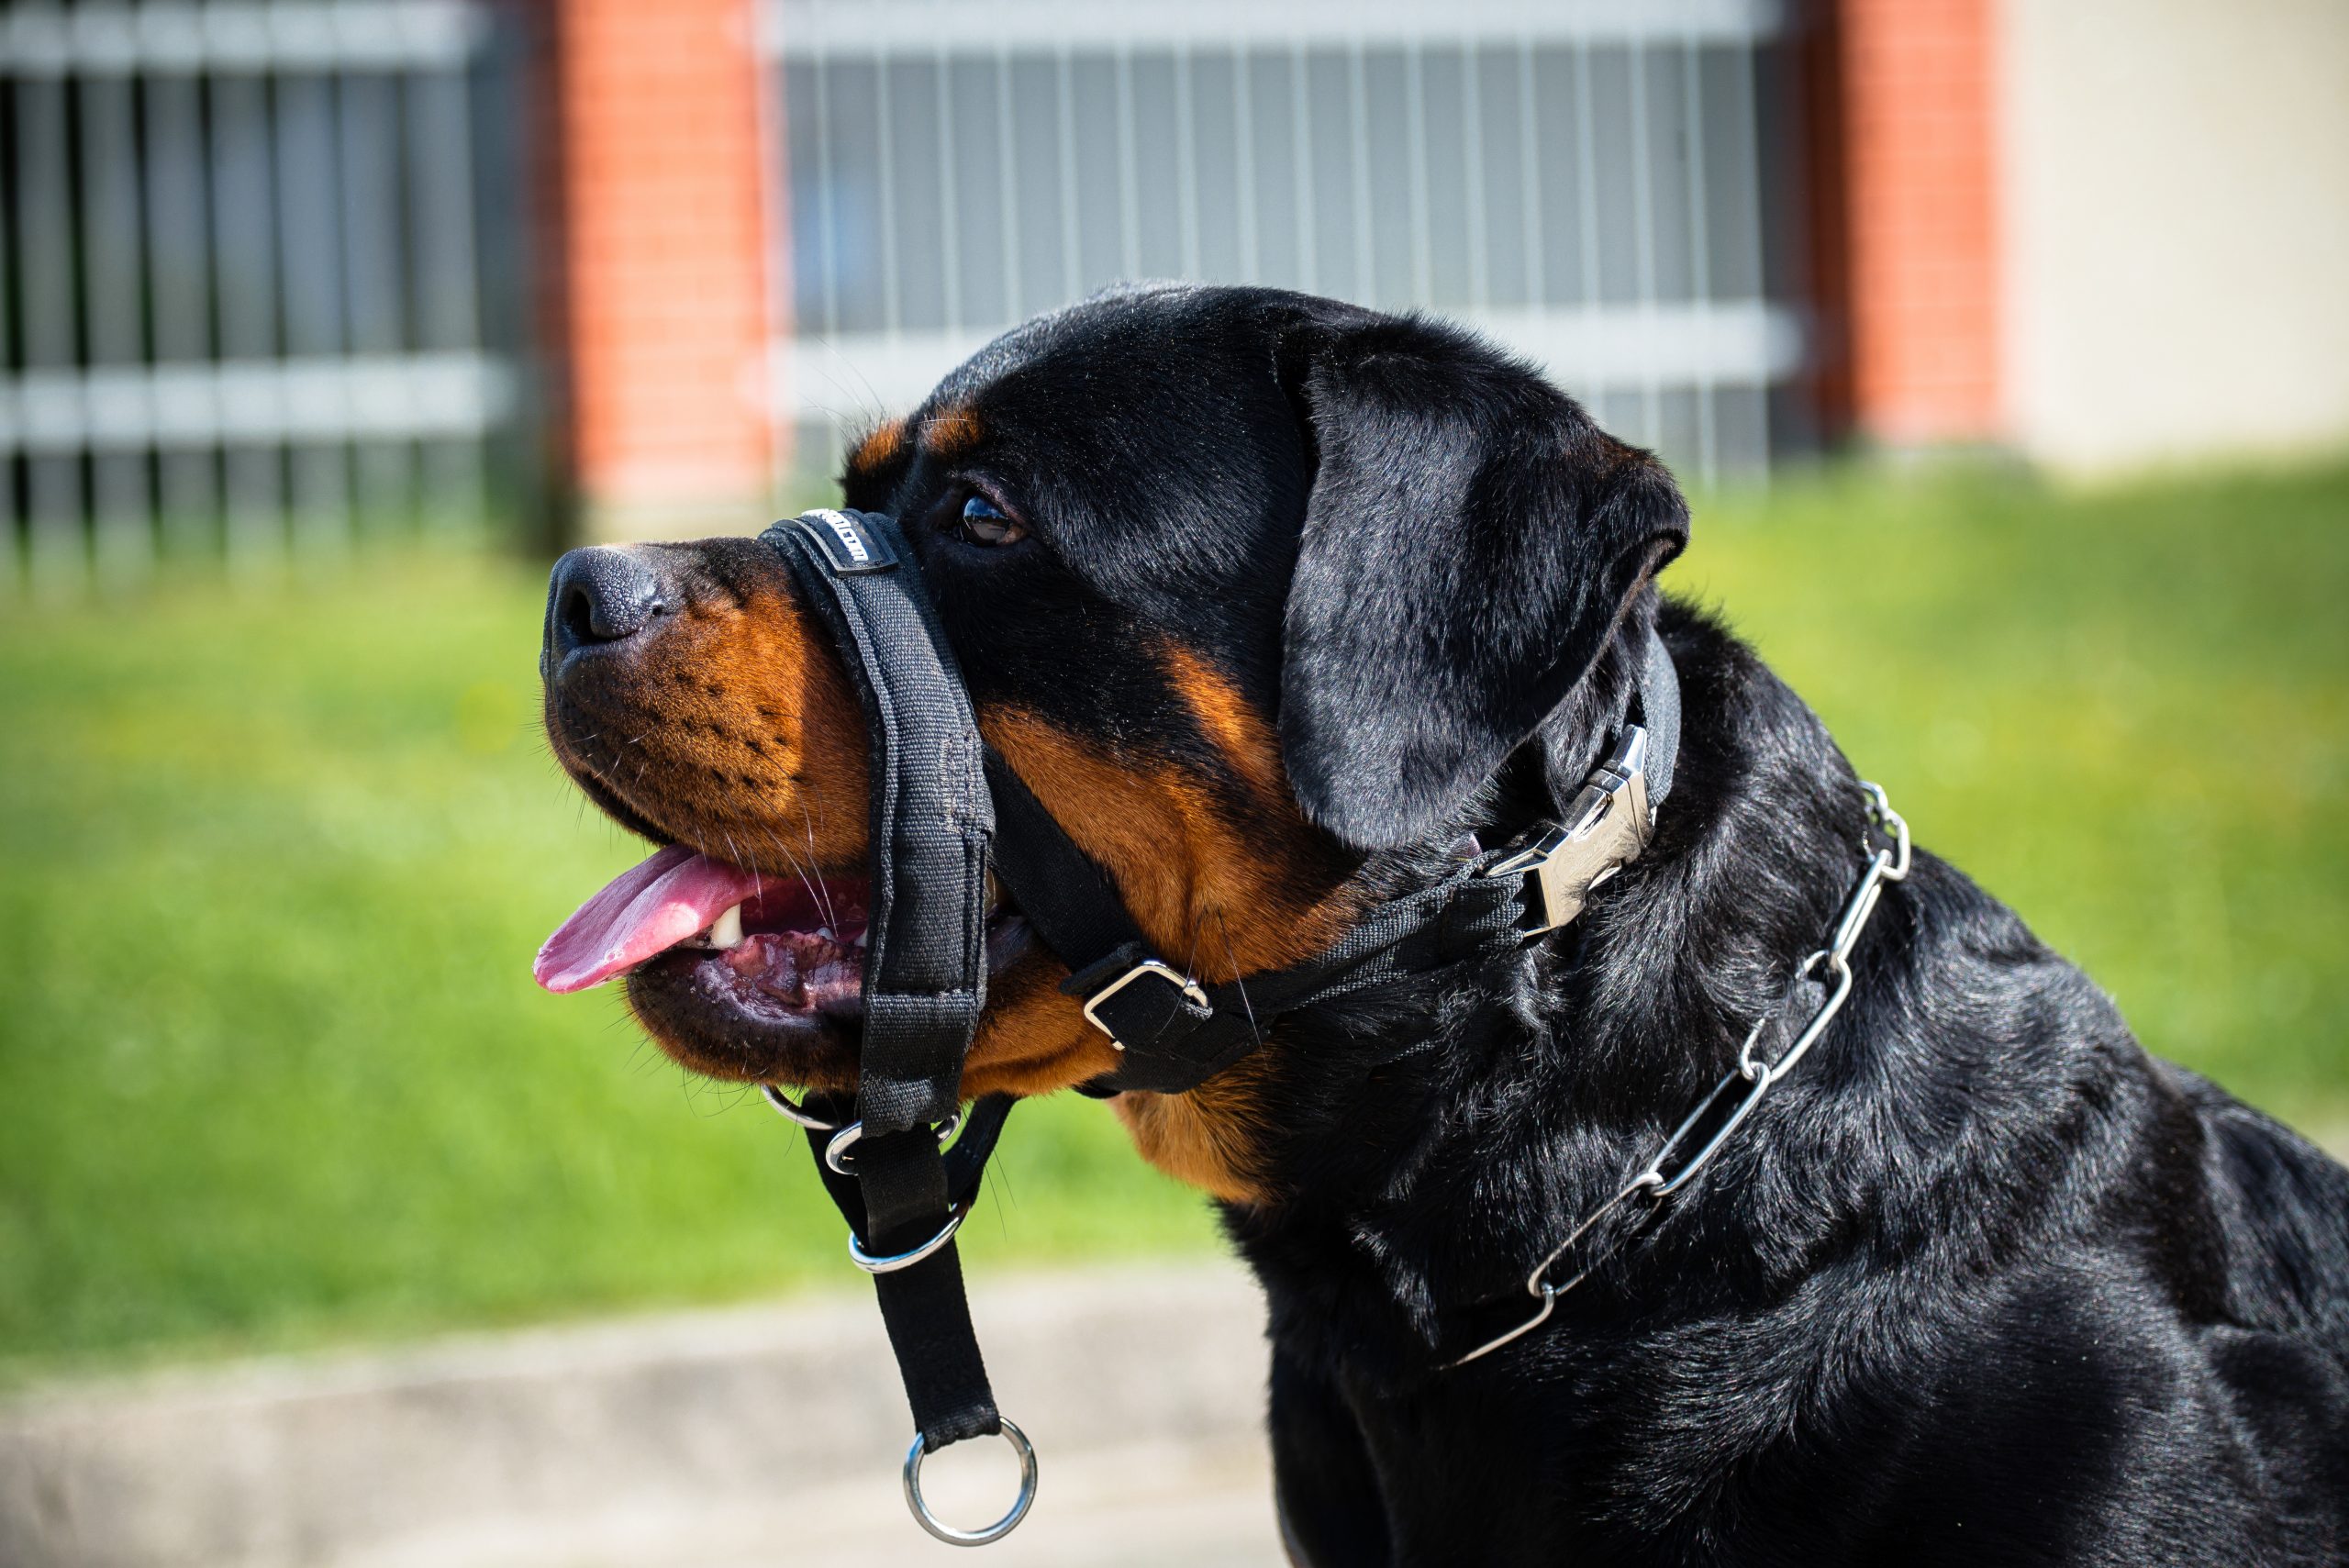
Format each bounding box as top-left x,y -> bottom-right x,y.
0,1261 -> 1287,1568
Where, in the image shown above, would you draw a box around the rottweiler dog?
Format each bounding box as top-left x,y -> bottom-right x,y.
537,284 -> 2349,1564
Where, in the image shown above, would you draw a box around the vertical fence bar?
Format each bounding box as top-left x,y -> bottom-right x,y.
81,55 -> 154,590
145,58 -> 218,563
1115,43 -> 1140,283
1405,39 -> 1431,305
340,58 -> 412,537
1054,46 -> 1081,303
1347,39 -> 1375,304
1174,40 -> 1199,280
18,26 -> 87,597
277,65 -> 351,557
1574,41 -> 1601,310
214,63 -> 284,578
1683,40 -> 1718,486
874,43 -> 900,337
0,66 -> 16,599
1518,39 -> 1543,318
814,50 -> 841,338
1732,37 -> 1771,467
992,47 -> 1020,327
1290,46 -> 1315,295
1462,41 -> 1487,309
936,40 -> 963,330
409,50 -> 484,530
1627,39 -> 1659,447
1231,48 -> 1257,281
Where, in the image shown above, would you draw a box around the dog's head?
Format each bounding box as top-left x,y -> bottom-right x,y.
538,286 -> 1687,1196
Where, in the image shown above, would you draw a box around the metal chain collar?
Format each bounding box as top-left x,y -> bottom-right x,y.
1449,781 -> 1913,1368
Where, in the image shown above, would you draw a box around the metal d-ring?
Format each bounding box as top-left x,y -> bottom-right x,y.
760,1084 -> 840,1132
903,1419 -> 1039,1547
822,1111 -> 965,1176
849,1206 -> 965,1274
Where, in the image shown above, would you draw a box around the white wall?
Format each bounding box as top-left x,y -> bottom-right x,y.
1999,0 -> 2349,474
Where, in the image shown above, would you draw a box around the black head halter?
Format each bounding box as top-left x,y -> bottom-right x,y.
754,508 -> 1677,1544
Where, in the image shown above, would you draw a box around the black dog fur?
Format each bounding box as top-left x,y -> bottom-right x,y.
760,284 -> 2349,1561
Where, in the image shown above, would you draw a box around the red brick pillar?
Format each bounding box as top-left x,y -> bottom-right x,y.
1820,0 -> 2003,448
549,0 -> 776,539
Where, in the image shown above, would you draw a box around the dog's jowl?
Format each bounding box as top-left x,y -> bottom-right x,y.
538,285 -> 2349,1564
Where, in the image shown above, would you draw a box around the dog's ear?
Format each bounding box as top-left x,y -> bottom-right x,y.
1276,316 -> 1689,852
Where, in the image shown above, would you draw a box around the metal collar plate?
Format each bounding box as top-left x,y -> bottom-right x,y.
1486,728 -> 1653,933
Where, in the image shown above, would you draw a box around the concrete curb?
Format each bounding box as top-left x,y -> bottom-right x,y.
0,1261 -> 1285,1568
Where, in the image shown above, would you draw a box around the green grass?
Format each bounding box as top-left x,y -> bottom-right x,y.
1,459 -> 2343,1378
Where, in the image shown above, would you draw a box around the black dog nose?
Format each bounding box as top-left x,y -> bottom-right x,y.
548,547 -> 667,655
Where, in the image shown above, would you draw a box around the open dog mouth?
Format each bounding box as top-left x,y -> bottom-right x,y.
533,842 -> 1030,1038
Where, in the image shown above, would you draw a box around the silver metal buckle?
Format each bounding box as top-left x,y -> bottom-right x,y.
1484,726 -> 1654,933
903,1418 -> 1039,1546
1079,960 -> 1210,1051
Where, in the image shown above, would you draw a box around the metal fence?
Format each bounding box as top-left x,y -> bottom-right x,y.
0,1 -> 530,596
763,0 -> 1808,487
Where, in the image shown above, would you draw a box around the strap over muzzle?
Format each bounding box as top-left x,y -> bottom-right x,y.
752,507 -> 1678,1545
759,509 -> 1031,1545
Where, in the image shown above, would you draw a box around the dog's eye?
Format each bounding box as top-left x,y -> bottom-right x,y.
951,493 -> 1027,548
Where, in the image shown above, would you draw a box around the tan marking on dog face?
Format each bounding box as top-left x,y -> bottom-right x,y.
845,418 -> 909,487
1162,641 -> 1289,806
974,663 -> 1362,1201
1111,1064 -> 1273,1205
543,571 -> 872,882
979,706 -> 1354,982
920,403 -> 984,460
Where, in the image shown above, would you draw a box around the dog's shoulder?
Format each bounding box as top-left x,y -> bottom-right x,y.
2165,1063 -> 2349,1348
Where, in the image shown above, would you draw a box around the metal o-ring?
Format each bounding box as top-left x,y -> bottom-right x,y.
902,1419 -> 1038,1547
760,1084 -> 839,1132
822,1111 -> 964,1177
849,1206 -> 964,1273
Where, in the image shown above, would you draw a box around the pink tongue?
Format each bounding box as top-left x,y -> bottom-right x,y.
534,844 -> 767,995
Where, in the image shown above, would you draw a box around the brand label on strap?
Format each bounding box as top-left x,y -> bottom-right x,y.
796,509 -> 898,573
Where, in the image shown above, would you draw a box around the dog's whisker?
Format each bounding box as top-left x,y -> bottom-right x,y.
793,802 -> 842,933
1209,906 -> 1262,1047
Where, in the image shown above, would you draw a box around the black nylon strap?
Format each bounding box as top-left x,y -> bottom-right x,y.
763,510 -> 991,1133
761,510 -> 1002,1451
801,1095 -> 1017,1448
1058,845 -> 1531,1093
993,625 -> 1680,1095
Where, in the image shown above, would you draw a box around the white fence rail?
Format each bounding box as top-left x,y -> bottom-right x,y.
1,0 -> 523,596
763,0 -> 1804,486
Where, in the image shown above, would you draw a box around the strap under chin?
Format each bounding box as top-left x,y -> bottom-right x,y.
760,510 -> 1007,1460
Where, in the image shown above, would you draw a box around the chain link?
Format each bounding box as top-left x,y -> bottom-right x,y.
1447,781 -> 1911,1368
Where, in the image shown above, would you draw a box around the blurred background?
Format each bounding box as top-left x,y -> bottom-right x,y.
0,1 -> 2343,1562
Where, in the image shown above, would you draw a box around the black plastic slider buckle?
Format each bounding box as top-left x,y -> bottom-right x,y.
1063,942 -> 1212,1052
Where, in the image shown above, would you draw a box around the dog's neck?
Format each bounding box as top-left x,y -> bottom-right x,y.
1224,599 -> 1882,1378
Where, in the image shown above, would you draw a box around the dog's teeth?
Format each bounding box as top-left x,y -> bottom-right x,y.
708,904 -> 745,950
